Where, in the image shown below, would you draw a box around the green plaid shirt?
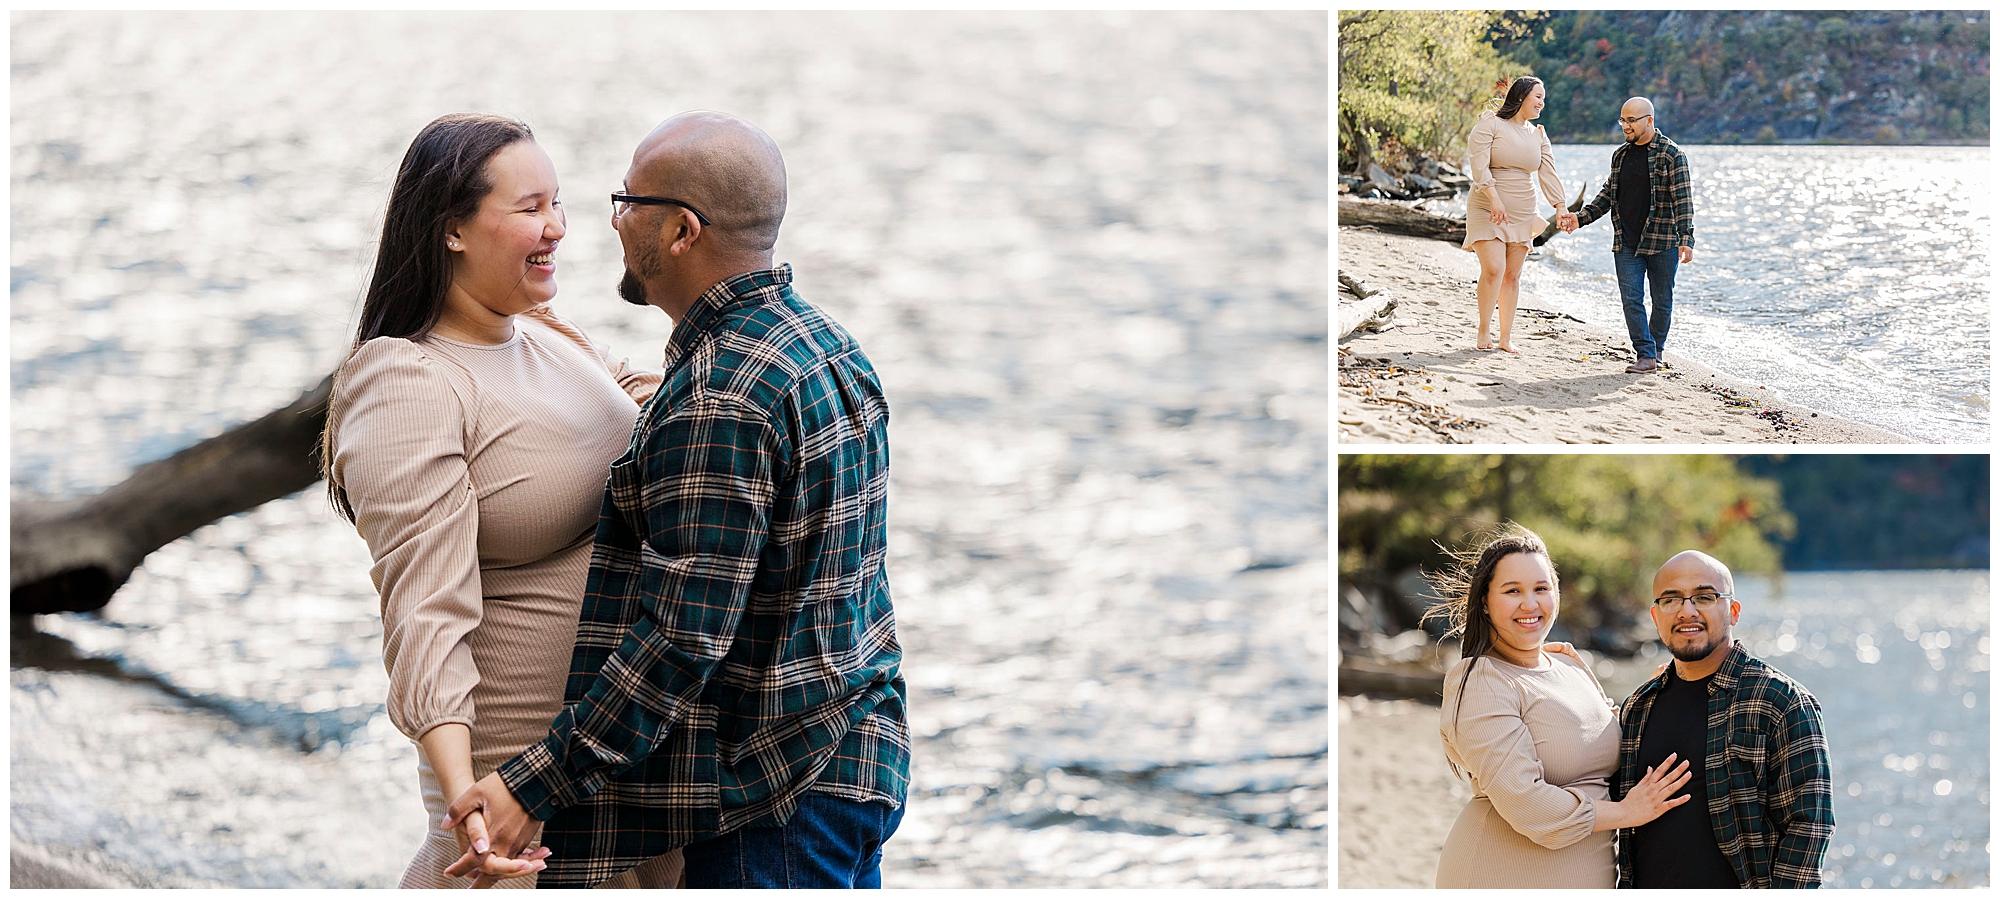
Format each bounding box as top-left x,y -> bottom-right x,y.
497,265 -> 910,886
1613,642 -> 1834,888
1576,131 -> 1696,255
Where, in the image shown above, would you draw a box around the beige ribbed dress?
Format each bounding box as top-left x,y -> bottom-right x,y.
328,307 -> 680,889
1462,112 -> 1567,249
1434,652 -> 1618,889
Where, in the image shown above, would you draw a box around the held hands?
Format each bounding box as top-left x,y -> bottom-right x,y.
442,772 -> 545,887
1558,212 -> 1579,233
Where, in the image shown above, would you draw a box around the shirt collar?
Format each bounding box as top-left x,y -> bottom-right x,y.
663,263 -> 793,370
1632,638 -> 1747,699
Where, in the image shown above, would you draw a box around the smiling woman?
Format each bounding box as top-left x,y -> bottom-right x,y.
319,112 -> 677,888
1421,525 -> 1692,889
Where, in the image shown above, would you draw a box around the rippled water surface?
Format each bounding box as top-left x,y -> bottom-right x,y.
1591,570 -> 1989,888
1454,145 -> 1990,443
10,11 -> 1328,888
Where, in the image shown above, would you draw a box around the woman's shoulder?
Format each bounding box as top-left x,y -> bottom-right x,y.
337,336 -> 478,412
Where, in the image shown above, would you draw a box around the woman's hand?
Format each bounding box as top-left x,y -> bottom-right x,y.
1592,752 -> 1693,832
1489,205 -> 1511,225
451,810 -> 549,887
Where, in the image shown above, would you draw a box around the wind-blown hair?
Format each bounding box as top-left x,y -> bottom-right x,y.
1422,524 -> 1558,777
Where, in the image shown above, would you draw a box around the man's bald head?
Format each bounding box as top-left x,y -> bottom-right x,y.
1654,549 -> 1733,595
1619,97 -> 1658,145
1651,549 -> 1739,672
630,111 -> 787,253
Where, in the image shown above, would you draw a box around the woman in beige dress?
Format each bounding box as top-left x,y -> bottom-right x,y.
1423,527 -> 1690,889
1463,76 -> 1576,353
322,114 -> 681,888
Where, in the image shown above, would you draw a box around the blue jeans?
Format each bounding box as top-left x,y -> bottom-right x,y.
682,793 -> 905,888
1613,247 -> 1679,360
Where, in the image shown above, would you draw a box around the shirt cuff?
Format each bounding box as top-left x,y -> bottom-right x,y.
497,729 -> 582,822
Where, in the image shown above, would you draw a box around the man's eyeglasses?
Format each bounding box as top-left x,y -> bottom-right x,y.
611,193 -> 712,226
1653,591 -> 1731,610
1620,114 -> 1654,125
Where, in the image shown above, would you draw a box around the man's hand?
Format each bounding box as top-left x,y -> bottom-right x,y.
1558,212 -> 1578,233
443,772 -> 544,886
1679,245 -> 1694,263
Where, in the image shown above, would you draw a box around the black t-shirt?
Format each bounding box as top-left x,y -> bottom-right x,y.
1617,139 -> 1653,248
1631,665 -> 1739,888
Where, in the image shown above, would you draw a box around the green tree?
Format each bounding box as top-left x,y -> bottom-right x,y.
1338,455 -> 1795,630
1337,10 -> 1530,173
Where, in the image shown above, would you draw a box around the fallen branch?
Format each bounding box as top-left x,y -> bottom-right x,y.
11,373 -> 334,615
1336,197 -> 1465,245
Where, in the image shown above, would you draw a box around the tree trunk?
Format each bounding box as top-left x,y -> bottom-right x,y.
11,373 -> 334,615
1336,197 -> 1466,244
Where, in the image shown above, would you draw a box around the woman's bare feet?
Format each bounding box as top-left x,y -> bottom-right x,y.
1497,343 -> 1520,354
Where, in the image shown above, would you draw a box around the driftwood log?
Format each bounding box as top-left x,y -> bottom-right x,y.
1336,197 -> 1466,245
1336,272 -> 1398,339
11,374 -> 334,615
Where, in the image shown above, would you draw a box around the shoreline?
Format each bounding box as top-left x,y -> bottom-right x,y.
1336,227 -> 1918,445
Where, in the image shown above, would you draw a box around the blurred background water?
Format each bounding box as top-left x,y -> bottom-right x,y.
1587,570 -> 1990,889
9,11 -> 1328,887
1430,145 -> 1989,443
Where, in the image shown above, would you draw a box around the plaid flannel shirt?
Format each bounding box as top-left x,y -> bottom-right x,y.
1613,642 -> 1834,888
1576,131 -> 1696,255
496,265 -> 910,887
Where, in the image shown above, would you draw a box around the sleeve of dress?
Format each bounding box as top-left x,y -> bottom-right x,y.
1467,116 -> 1496,196
328,339 -> 484,741
1448,665 -> 1599,850
1536,125 -> 1567,209
524,305 -> 663,404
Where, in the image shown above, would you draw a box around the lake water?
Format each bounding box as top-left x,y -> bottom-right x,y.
1434,145 -> 1990,443
8,12 -> 1328,888
1588,570 -> 1990,888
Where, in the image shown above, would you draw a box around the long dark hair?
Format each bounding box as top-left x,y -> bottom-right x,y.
1422,524 -> 1558,777
1493,76 -> 1543,122
321,113 -> 535,522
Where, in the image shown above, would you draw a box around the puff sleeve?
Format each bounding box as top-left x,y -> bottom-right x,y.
1441,660 -> 1598,850
1467,115 -> 1498,196
329,338 -> 484,741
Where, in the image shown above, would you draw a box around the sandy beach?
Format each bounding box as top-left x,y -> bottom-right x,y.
1336,228 -> 1916,445
1335,695 -> 1467,888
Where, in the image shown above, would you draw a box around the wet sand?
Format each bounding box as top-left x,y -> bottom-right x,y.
1337,228 -> 1916,445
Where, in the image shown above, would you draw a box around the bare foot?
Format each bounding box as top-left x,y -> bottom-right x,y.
1476,342 -> 1493,350
1498,343 -> 1521,355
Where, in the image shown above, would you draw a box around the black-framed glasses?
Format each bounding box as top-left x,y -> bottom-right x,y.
611,192 -> 712,225
1653,591 -> 1731,610
1619,114 -> 1654,125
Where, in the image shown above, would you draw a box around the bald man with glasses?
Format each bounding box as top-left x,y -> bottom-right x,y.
1561,97 -> 1696,374
1607,550 -> 1834,888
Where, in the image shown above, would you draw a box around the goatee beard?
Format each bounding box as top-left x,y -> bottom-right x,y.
618,269 -> 649,306
1667,633 -> 1723,663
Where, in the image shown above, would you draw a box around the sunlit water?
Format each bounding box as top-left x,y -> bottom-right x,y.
9,12 -> 1328,888
1586,570 -> 1989,888
1435,145 -> 1990,443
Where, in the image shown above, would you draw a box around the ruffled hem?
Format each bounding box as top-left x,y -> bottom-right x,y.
1461,215 -> 1549,249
